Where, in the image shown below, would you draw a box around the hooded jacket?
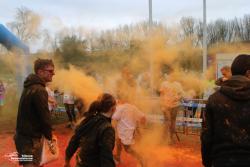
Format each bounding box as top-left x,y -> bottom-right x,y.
201,75 -> 250,167
16,74 -> 52,140
66,113 -> 115,167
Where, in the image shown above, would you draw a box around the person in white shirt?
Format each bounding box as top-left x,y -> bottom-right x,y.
112,100 -> 146,167
46,84 -> 57,112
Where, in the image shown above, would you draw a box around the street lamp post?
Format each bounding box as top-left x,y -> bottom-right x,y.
149,0 -> 153,27
148,0 -> 154,95
203,0 -> 207,73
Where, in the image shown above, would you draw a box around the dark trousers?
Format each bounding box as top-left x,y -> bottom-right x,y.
64,103 -> 76,122
14,133 -> 42,166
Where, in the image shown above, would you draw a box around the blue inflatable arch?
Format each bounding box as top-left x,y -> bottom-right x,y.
0,24 -> 29,54
0,24 -> 30,94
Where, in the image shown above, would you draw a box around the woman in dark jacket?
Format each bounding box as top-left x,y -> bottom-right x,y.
64,93 -> 116,167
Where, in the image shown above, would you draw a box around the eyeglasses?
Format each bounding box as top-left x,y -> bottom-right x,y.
43,69 -> 55,74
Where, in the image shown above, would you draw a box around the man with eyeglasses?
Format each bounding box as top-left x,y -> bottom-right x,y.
14,58 -> 55,167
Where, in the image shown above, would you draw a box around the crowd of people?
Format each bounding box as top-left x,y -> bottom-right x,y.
12,54 -> 250,167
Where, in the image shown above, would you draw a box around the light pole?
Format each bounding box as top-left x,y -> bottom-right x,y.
148,0 -> 154,95
149,0 -> 153,27
203,0 -> 207,73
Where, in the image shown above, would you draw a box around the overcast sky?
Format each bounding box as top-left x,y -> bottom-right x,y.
1,0 -> 249,31
0,0 -> 249,52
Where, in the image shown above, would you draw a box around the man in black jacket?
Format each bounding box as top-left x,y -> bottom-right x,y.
14,58 -> 55,166
201,54 -> 250,167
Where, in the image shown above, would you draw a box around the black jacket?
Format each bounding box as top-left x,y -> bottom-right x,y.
66,114 -> 115,167
16,74 -> 52,140
201,76 -> 250,167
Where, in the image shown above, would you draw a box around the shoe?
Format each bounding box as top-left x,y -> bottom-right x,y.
65,122 -> 71,128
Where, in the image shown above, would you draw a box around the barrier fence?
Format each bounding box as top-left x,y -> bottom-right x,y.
146,99 -> 206,136
52,94 -> 206,135
176,99 -> 206,135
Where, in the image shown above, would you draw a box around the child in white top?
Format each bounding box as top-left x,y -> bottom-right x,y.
112,101 -> 146,167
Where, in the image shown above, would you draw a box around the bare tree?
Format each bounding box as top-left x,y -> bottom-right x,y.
7,6 -> 41,43
194,20 -> 203,47
180,17 -> 195,38
242,15 -> 250,41
226,20 -> 236,43
232,16 -> 250,42
179,17 -> 205,47
214,19 -> 228,42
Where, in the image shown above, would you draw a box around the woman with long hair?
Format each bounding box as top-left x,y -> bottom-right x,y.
64,93 -> 117,167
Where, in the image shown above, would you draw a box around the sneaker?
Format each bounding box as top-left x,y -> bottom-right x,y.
65,122 -> 71,128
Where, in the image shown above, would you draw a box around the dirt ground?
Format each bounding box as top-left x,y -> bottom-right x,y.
0,121 -> 203,167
